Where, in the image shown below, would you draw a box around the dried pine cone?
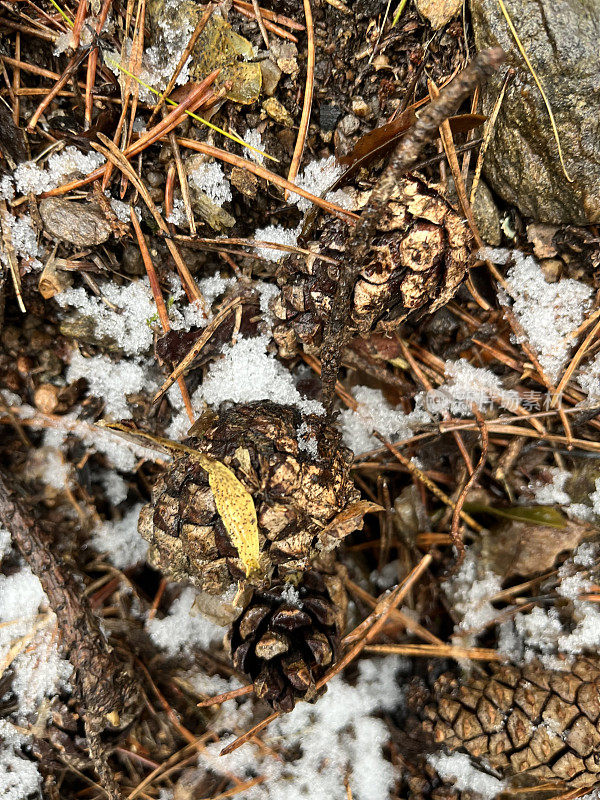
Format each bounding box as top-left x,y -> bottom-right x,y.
407,655 -> 600,793
229,566 -> 347,711
138,401 -> 362,595
271,176 -> 471,358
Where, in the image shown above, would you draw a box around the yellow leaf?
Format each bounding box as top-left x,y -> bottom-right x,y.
96,421 -> 262,577
201,457 -> 261,578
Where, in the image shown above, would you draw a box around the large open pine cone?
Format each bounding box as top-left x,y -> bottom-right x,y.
229,566 -> 347,711
407,655 -> 600,794
272,176 -> 472,358
138,401 -> 362,595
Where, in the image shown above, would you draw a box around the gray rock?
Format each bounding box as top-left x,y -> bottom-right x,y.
39,198 -> 112,247
470,0 -> 600,224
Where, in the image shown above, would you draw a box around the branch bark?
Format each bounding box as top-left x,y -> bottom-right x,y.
0,469 -> 141,799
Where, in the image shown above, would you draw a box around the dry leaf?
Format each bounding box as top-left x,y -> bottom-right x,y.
484,518 -> 594,580
201,456 -> 261,577
319,500 -> 382,550
416,0 -> 462,29
96,422 -> 261,577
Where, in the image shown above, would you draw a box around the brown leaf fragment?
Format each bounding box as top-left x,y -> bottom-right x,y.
484,518 -> 595,580
318,500 -> 382,550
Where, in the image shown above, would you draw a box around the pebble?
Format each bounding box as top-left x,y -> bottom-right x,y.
263,98 -> 294,128
259,59 -> 282,96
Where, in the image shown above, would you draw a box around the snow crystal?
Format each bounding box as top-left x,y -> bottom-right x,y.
102,471 -> 129,505
91,503 -> 147,569
14,146 -> 105,195
56,278 -> 158,356
501,252 -> 592,384
0,174 -> 14,200
574,541 -> 598,567
197,274 -> 236,307
167,196 -> 187,226
0,720 -> 41,800
252,222 -> 301,262
513,606 -> 563,658
0,567 -> 72,720
444,553 -> 502,633
530,468 -> 571,506
244,128 -> 264,164
558,602 -> 600,654
290,156 -> 346,213
428,752 -> 506,800
590,478 -> 600,516
0,211 -> 42,271
579,352 -> 600,400
297,421 -> 318,458
422,359 -> 520,417
189,161 -> 232,206
280,583 -> 302,607
202,657 -> 404,800
340,386 -> 425,455
197,334 -> 324,416
67,350 -> 157,419
147,587 -> 225,656
0,528 -> 11,558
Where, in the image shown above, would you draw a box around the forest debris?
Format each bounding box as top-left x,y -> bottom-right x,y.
416,0 -> 463,29
0,470 -> 141,798
483,518 -> 594,579
39,198 -> 112,247
263,97 -> 295,127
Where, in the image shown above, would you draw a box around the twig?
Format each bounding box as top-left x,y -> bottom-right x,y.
285,0 -> 313,198
449,405 -> 489,566
251,0 -> 270,48
318,48 -> 505,413
0,470 -> 141,799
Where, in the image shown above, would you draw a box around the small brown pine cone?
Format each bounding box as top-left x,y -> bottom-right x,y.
229,566 -> 347,712
406,655 -> 600,793
138,401 -> 362,595
271,176 -> 471,359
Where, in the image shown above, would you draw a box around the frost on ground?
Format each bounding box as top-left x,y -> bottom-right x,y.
443,553 -> 502,638
340,386 -> 426,455
428,753 -> 506,800
486,249 -> 593,384
201,657 -> 404,800
0,210 -> 43,272
0,720 -> 42,800
146,587 -> 225,656
13,146 -> 105,196
0,566 -> 72,721
91,503 -> 148,569
194,334 -> 324,415
422,359 -> 520,416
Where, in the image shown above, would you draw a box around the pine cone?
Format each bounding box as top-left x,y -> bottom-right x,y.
229,566 -> 347,711
138,401 -> 362,595
271,176 -> 471,358
408,655 -> 600,792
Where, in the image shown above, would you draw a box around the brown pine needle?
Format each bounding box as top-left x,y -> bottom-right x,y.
552,315 -> 600,408
285,0 -> 314,199
130,208 -> 195,424
197,684 -> 253,708
232,0 -> 305,30
363,643 -> 502,661
176,138 -> 358,221
234,4 -> 298,42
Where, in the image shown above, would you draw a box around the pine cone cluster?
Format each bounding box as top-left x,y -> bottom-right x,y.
229,566 -> 347,711
139,401 -> 361,597
271,176 -> 472,359
407,655 -> 600,796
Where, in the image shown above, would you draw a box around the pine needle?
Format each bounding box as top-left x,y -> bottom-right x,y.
48,0 -> 74,27
107,58 -> 277,163
392,0 -> 409,27
496,0 -> 573,182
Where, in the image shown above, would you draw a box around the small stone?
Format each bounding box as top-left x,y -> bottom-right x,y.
337,113 -> 360,137
39,198 -> 112,247
351,97 -> 370,118
230,166 -> 258,198
34,383 -> 60,414
527,223 -> 559,259
263,98 -> 294,127
259,59 -> 282,96
319,104 -> 342,131
540,258 -> 563,282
